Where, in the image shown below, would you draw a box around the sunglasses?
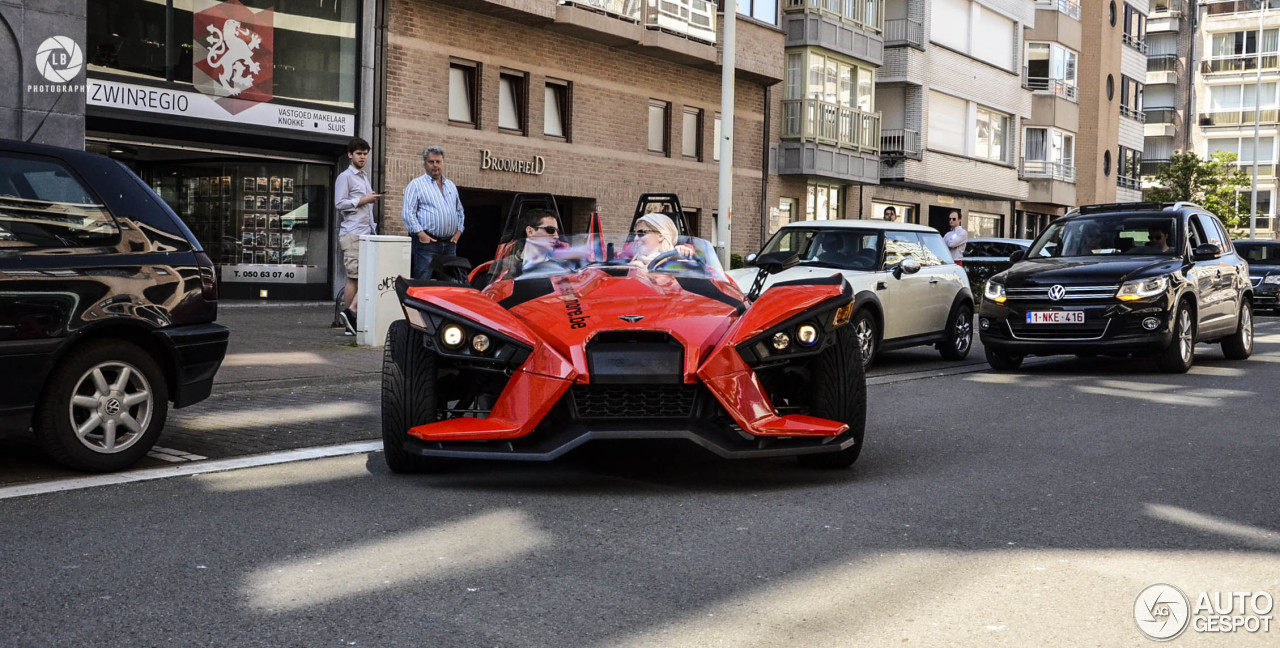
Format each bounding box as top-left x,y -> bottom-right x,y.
530,225 -> 558,235
634,228 -> 658,236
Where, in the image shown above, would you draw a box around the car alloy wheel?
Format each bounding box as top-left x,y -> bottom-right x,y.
1241,306 -> 1253,351
953,312 -> 972,354
1176,307 -> 1193,364
67,360 -> 155,454
852,311 -> 877,370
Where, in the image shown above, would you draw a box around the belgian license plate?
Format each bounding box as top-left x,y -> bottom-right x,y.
1027,311 -> 1084,325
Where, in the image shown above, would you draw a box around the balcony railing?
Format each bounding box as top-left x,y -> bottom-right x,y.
1034,0 -> 1081,20
1024,75 -> 1079,102
1118,175 -> 1141,190
644,0 -> 716,44
883,18 -> 922,48
1147,54 -> 1180,74
1199,109 -> 1280,126
1120,105 -> 1147,122
1121,33 -> 1148,54
1020,158 -> 1077,182
1205,0 -> 1280,16
1150,0 -> 1183,15
784,0 -> 884,34
1141,158 -> 1170,176
880,128 -> 920,157
1144,107 -> 1179,125
781,99 -> 881,153
1239,162 -> 1279,178
1202,53 -> 1280,74
560,0 -> 642,21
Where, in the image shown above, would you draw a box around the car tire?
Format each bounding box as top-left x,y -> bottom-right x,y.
35,340 -> 169,472
1221,301 -> 1254,360
797,326 -> 867,470
851,309 -> 878,371
382,320 -> 445,473
1157,300 -> 1196,374
984,347 -> 1024,371
938,302 -> 973,361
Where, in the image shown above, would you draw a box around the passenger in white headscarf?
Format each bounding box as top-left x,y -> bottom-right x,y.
629,212 -> 693,268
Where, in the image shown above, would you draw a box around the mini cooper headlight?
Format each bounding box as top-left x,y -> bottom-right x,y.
771,331 -> 791,351
441,324 -> 466,349
471,333 -> 491,353
984,280 -> 1006,304
796,324 -> 819,347
1116,276 -> 1169,301
1265,275 -> 1280,285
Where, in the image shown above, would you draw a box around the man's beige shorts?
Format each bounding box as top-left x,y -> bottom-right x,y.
339,233 -> 361,278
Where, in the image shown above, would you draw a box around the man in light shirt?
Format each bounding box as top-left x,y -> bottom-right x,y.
944,210 -> 968,261
334,137 -> 382,335
402,146 -> 465,279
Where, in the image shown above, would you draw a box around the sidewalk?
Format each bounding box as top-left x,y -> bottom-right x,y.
215,300 -> 385,388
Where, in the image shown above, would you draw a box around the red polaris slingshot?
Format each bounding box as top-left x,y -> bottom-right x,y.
381,196 -> 867,472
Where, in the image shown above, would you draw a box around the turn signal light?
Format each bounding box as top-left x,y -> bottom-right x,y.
833,302 -> 854,328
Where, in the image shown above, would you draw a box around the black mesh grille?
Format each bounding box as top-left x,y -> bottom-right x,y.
572,385 -> 697,419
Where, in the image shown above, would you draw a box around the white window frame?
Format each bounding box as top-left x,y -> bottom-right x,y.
928,91 -> 1014,165
929,0 -> 1017,72
544,79 -> 570,140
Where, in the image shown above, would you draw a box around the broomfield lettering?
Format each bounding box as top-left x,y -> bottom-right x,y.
480,150 -> 545,175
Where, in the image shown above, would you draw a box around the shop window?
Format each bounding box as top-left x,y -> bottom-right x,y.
544,80 -> 570,140
450,61 -> 479,126
0,154 -> 118,248
499,71 -> 528,134
873,201 -> 916,223
968,211 -> 1004,238
649,99 -> 670,155
806,183 -> 842,220
682,106 -> 703,160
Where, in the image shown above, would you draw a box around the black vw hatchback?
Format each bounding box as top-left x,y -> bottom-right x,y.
0,139 -> 228,471
978,202 -> 1253,373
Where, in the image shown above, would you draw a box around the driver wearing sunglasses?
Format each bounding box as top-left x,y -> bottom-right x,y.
629,212 -> 695,269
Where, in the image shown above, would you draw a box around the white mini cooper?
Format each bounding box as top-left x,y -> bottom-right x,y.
729,220 -> 974,369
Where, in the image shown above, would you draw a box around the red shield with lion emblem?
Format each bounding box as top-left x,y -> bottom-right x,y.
193,0 -> 273,114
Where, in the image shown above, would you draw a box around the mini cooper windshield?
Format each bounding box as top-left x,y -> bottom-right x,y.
493,233 -> 728,281
758,228 -> 884,271
1027,215 -> 1183,258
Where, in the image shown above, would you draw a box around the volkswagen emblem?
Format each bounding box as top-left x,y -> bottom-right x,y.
104,398 -> 121,415
619,315 -> 644,323
1047,284 -> 1066,301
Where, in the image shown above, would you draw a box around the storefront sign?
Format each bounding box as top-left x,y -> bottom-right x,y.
193,0 -> 273,115
480,150 -> 545,175
87,78 -> 354,137
220,264 -> 310,283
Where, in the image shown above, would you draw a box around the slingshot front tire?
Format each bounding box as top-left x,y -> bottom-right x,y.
381,320 -> 444,473
798,325 -> 867,469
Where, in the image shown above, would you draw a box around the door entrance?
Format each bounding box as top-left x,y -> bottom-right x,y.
928,205 -> 955,237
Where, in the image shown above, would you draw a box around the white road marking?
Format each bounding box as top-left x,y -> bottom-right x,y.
0,441 -> 382,502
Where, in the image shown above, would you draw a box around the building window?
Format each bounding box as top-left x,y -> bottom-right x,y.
1122,4 -> 1146,52
928,91 -> 1012,164
544,79 -> 570,140
1118,146 -> 1142,189
806,183 -> 842,220
1024,42 -> 1078,101
1119,75 -> 1144,121
1207,136 -> 1276,164
499,71 -> 527,133
968,211 -> 1003,238
1207,30 -> 1280,73
713,113 -> 722,161
1023,127 -> 1076,181
930,0 -> 1015,71
682,107 -> 703,159
873,201 -> 917,223
449,61 -> 479,126
1103,150 -> 1112,176
648,100 -> 670,154
736,0 -> 779,25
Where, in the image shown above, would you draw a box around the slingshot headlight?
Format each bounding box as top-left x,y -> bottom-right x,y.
771,332 -> 791,351
471,333 -> 491,353
796,324 -> 819,347
441,324 -> 466,349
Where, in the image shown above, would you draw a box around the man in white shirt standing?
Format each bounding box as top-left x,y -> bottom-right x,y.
944,210 -> 968,261
334,137 -> 382,335
402,146 -> 465,279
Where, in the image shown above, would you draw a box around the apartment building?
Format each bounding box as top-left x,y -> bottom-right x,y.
1076,0 -> 1148,206
862,0 -> 1036,239
381,0 -> 783,263
767,0 -> 884,234
1016,0 -> 1082,238
1194,0 -> 1279,236
1141,0 -> 1195,183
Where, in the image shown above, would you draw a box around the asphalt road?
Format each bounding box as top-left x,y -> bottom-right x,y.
1,319 -> 1278,646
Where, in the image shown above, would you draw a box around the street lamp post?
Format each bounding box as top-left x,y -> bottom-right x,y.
1251,0 -> 1268,239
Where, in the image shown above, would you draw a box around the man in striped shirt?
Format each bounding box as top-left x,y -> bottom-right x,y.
402,146 -> 466,279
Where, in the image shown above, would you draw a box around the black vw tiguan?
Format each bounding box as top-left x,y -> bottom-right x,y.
978,202 -> 1253,373
0,139 -> 228,471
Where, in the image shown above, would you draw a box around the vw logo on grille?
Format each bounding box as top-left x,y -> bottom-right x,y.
104,398 -> 121,415
619,315 -> 644,323
1048,285 -> 1066,301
